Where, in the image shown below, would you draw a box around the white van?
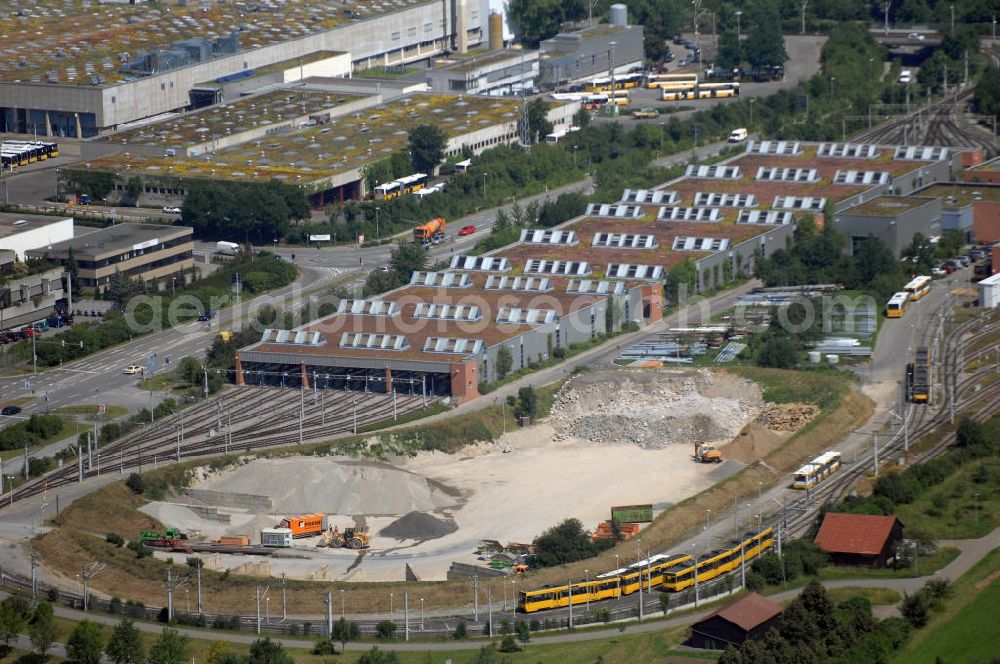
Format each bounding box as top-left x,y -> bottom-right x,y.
728,128 -> 748,143
215,241 -> 240,256
899,70 -> 912,84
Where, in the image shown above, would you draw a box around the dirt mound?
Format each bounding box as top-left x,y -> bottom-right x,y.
379,512 -> 457,540
720,423 -> 788,464
548,369 -> 763,449
754,404 -> 819,431
194,457 -> 462,515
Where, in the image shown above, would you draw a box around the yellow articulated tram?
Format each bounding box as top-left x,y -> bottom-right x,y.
791,451 -> 842,490
517,528 -> 775,613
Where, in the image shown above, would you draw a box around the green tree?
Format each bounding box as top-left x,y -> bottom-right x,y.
331,617 -> 360,653
973,66 -> 1000,117
514,386 -> 538,419
29,602 -> 57,656
125,176 -> 143,207
389,240 -> 428,283
148,627 -> 189,664
357,647 -> 400,664
956,418 -> 985,448
534,518 -> 599,567
525,98 -> 553,144
506,0 -> 586,46
499,634 -> 519,652
452,622 -> 468,640
666,259 -> 698,304
515,620 -> 531,649
900,591 -> 931,627
743,1 -> 788,69
902,232 -> 937,273
495,344 -> 513,380
375,620 -> 397,640
408,124 -> 447,174
716,29 -> 743,70
247,637 -> 293,664
105,618 -> 145,664
66,620 -> 105,664
0,598 -> 27,647
755,333 -> 799,369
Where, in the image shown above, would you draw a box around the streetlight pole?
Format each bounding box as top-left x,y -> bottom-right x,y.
375,207 -> 380,238
481,172 -> 488,198
749,98 -> 755,126
735,10 -> 742,38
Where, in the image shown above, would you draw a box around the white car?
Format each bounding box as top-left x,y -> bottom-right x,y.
123,364 -> 144,375
931,266 -> 947,277
162,206 -> 182,214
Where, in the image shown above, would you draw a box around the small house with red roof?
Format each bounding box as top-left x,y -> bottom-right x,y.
814,512 -> 904,567
689,592 -> 783,650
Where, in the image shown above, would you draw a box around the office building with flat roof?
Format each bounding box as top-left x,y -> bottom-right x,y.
27,223 -> 193,293
0,213 -> 75,260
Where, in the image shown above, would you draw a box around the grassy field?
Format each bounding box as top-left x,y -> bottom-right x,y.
824,586 -> 901,605
818,546 -> 960,580
55,404 -> 129,420
893,457 -> 1000,539
894,547 -> 1000,663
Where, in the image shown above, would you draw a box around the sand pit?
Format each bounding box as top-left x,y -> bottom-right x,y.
144,369 -> 774,582
193,457 -> 461,515
548,369 -> 764,448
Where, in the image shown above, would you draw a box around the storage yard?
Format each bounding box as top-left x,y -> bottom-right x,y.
135,369 -> 784,581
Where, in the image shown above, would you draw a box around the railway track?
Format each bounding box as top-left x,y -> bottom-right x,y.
4,388 -> 433,506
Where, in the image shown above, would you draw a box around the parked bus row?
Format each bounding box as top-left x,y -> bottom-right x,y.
885,275 -> 933,318
373,172 -> 428,200
1,140 -> 59,170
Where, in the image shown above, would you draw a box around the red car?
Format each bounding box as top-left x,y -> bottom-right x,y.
458,225 -> 477,236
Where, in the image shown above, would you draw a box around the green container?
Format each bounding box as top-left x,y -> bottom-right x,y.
611,504 -> 653,524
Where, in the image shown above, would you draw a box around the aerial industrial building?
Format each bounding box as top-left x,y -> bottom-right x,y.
237,140 -> 962,403
0,0 -> 501,137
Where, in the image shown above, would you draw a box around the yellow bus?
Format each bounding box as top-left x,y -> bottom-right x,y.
792,452 -> 842,489
904,275 -> 932,301
646,72 -> 699,89
885,291 -> 909,318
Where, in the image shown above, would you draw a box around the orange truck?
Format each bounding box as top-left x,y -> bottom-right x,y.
413,217 -> 446,244
277,513 -> 327,538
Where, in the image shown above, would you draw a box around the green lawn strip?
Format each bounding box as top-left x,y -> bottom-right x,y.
893,547 -> 1000,663
892,457 -> 1000,539
817,547 -> 960,581
55,404 -> 130,420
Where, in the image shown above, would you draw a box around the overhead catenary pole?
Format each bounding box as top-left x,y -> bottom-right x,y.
404,592 -> 409,642
325,591 -> 333,638
473,575 -> 479,621
197,564 -> 203,614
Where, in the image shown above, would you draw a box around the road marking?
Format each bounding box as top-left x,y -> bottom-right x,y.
63,368 -> 99,374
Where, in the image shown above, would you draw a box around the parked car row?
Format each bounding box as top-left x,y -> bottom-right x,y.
932,247 -> 991,276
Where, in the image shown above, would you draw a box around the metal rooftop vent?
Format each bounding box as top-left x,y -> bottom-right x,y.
523,259 -> 591,276
422,337 -> 485,354
483,276 -> 552,292
448,255 -> 511,272
585,203 -> 644,218
693,192 -> 758,208
409,271 -> 473,287
518,229 -> 579,245
657,206 -> 722,222
620,189 -> 678,204
566,279 -> 628,295
772,196 -> 826,211
817,143 -> 880,159
684,164 -> 741,179
893,146 -> 948,161
755,167 -> 820,183
746,140 -> 802,156
412,303 -> 483,321
604,264 -> 664,280
338,333 -> 409,351
260,329 -> 325,345
496,307 -> 558,325
335,299 -> 401,317
591,232 -> 658,249
738,210 -> 794,225
671,237 -> 731,252
833,170 -> 891,185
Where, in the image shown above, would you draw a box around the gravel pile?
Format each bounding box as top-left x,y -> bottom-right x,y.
379,512 -> 457,540
195,458 -> 461,515
548,371 -> 761,449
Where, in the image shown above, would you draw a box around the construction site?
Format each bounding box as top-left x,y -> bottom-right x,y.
127,368 -> 815,583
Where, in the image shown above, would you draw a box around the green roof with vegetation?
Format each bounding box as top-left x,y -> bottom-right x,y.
74,94 -> 523,187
